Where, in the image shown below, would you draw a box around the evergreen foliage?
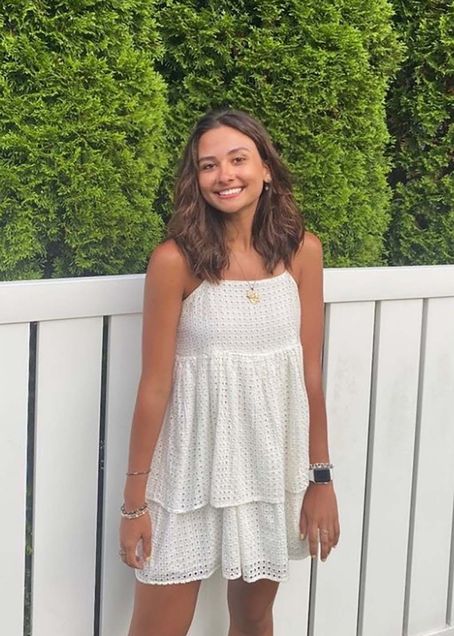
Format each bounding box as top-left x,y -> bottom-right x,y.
0,0 -> 168,279
156,0 -> 404,266
385,0 -> 454,264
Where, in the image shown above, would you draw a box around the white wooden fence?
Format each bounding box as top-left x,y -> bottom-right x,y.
1,265 -> 454,636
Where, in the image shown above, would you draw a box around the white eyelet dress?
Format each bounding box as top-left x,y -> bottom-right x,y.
135,270 -> 311,585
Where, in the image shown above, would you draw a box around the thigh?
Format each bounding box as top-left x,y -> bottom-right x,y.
129,578 -> 202,636
227,577 -> 280,625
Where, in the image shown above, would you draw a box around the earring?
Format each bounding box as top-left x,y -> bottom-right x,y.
264,181 -> 271,191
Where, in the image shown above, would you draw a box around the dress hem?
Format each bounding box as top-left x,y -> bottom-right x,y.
145,486 -> 309,514
135,552 -> 311,586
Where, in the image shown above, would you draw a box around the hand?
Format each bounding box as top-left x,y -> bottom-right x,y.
119,513 -> 152,569
300,482 -> 340,561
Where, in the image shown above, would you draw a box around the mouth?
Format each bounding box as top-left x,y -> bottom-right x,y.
215,186 -> 245,199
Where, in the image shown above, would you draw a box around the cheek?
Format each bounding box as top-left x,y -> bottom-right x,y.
244,164 -> 267,185
198,173 -> 213,192
197,177 -> 216,203
246,171 -> 266,191
197,175 -> 208,195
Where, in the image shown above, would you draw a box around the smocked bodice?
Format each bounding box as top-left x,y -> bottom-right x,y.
175,270 -> 301,356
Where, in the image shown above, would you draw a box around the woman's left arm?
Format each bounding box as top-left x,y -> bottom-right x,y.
296,231 -> 340,561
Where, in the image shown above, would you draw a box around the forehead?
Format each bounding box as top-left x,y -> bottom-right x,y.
197,125 -> 258,158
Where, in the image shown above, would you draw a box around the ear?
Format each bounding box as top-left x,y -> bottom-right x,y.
262,162 -> 271,183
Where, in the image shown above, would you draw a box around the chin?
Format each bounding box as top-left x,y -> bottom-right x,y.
212,199 -> 258,216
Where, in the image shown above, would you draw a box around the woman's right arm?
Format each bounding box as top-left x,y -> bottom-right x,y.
123,240 -> 186,511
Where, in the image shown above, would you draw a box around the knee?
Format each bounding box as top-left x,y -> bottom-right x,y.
129,618 -> 192,636
229,605 -> 273,635
129,611 -> 194,636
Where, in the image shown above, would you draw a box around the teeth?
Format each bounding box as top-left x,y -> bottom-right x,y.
218,187 -> 243,196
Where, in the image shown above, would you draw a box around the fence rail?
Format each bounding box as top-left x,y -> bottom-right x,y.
1,264 -> 454,636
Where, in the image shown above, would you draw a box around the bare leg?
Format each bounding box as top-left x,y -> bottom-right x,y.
128,578 -> 202,636
227,577 -> 280,636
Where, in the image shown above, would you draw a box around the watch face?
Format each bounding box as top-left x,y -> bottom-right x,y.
314,469 -> 331,482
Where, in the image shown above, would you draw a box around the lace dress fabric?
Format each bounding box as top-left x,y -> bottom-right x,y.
135,270 -> 311,585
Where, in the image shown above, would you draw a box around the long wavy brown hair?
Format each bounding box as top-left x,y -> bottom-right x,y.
165,109 -> 305,283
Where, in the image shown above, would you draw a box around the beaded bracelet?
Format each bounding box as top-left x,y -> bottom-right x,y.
120,502 -> 149,519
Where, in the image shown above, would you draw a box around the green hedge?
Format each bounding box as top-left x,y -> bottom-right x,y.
385,0 -> 454,265
7,1 -> 447,277
156,0 -> 404,266
0,0 -> 168,279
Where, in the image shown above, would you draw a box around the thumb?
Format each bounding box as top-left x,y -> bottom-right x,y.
142,534 -> 152,561
300,510 -> 308,541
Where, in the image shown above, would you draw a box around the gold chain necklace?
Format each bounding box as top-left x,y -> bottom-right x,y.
230,250 -> 261,304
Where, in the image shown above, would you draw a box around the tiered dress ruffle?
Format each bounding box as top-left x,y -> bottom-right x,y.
135,270 -> 311,585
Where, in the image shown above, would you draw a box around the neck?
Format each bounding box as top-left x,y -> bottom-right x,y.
224,212 -> 255,252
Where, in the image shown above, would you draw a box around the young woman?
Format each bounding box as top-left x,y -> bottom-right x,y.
120,109 -> 340,636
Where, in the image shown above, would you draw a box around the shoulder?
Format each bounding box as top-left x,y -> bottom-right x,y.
145,238 -> 189,299
147,238 -> 189,281
292,231 -> 324,284
297,230 -> 323,258
148,238 -> 187,272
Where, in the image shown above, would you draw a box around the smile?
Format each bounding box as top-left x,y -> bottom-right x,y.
216,187 -> 244,198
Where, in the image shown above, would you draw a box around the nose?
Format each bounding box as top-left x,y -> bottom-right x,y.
217,161 -> 235,183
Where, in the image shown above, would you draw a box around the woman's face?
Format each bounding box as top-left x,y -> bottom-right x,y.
197,125 -> 270,217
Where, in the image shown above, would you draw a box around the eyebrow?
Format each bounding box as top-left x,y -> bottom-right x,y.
197,146 -> 252,163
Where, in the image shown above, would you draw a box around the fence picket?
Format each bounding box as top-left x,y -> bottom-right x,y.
32,318 -> 103,636
0,323 -> 29,635
408,298 -> 454,636
361,299 -> 423,635
313,300 -> 376,636
100,314 -> 142,636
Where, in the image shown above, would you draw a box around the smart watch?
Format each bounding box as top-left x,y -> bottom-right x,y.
309,462 -> 334,484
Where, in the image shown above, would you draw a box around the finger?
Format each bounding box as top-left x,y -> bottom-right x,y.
319,527 -> 332,561
119,546 -> 127,565
308,523 -> 319,559
125,544 -> 140,569
299,510 -> 308,540
330,519 -> 340,549
333,518 -> 341,547
119,546 -> 134,569
142,533 -> 152,562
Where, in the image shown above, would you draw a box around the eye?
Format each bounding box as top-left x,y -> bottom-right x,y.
233,156 -> 247,164
200,162 -> 215,171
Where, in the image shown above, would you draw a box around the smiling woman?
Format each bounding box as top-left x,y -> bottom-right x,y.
120,109 -> 340,636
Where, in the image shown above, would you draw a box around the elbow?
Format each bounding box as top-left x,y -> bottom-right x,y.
303,371 -> 324,398
137,375 -> 173,404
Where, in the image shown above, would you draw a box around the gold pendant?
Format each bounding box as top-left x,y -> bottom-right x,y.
246,288 -> 260,304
